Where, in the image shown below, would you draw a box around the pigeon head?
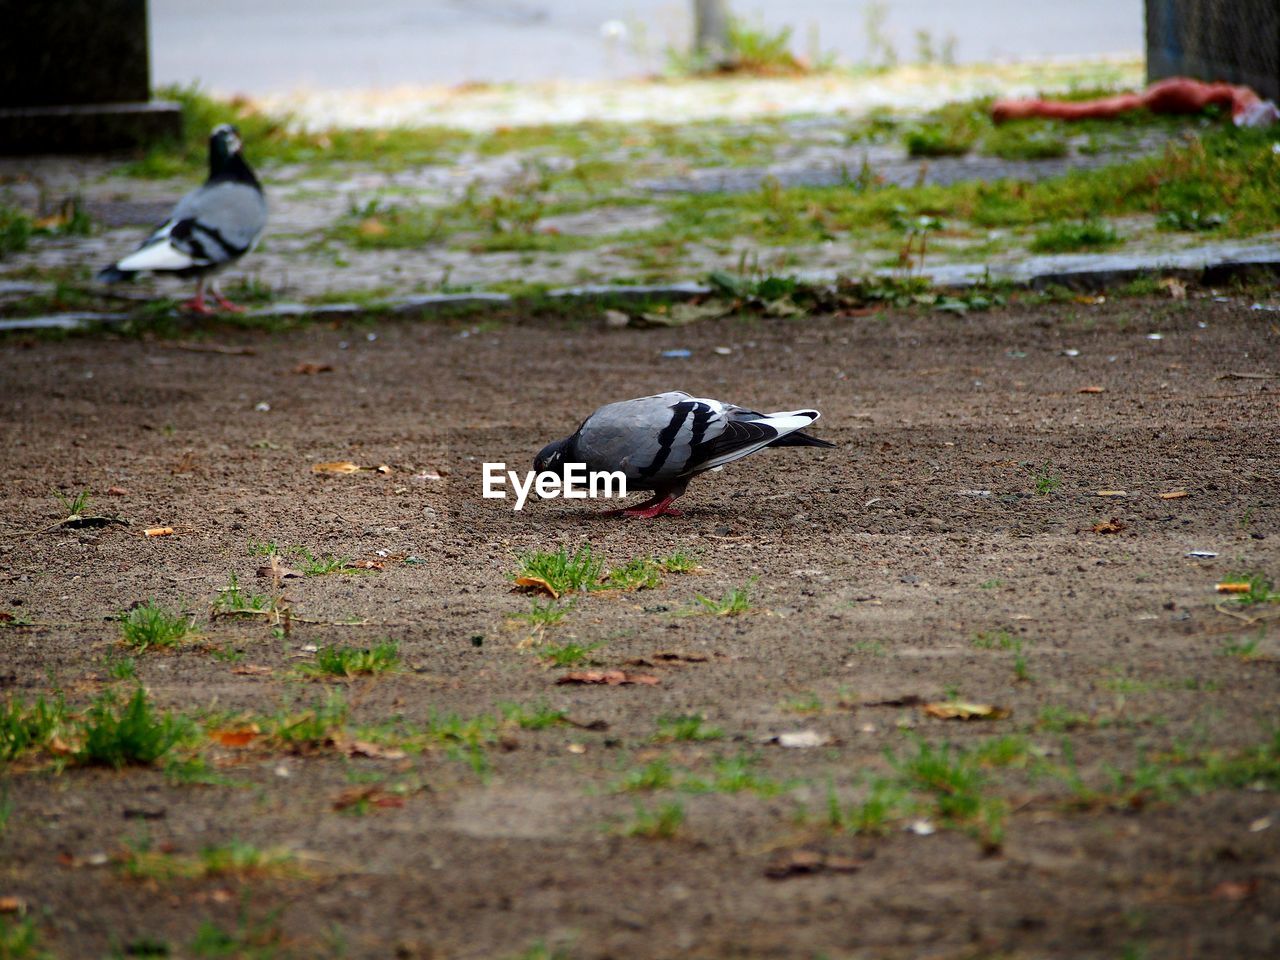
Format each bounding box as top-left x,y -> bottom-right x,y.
210,124 -> 243,161
208,124 -> 260,187
534,438 -> 569,474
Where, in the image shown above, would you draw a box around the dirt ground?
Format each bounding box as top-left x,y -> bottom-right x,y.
1,294 -> 1278,959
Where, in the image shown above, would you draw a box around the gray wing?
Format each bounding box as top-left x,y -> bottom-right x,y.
574,392 -> 734,484
133,180 -> 266,266
575,392 -> 822,485
165,180 -> 268,263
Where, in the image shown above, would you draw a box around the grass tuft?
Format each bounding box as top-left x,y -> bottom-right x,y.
119,601 -> 194,652
299,641 -> 400,679
75,687 -> 190,769
513,544 -> 605,595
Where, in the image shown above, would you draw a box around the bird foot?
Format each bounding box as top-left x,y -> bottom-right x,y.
179,296 -> 214,316
211,294 -> 246,313
602,496 -> 683,519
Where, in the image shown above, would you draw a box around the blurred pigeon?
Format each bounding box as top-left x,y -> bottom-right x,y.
534,391 -> 834,518
98,124 -> 267,314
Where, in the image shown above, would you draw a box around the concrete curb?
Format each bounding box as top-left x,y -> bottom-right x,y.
2,247 -> 1277,333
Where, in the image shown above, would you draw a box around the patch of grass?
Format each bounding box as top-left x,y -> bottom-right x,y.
625,800 -> 685,839
851,640 -> 886,656
653,714 -> 723,743
979,579 -> 1004,590
826,777 -> 911,835
76,687 -> 191,768
211,573 -> 278,619
655,550 -> 700,574
539,641 -> 604,668
103,652 -> 139,681
119,601 -> 194,652
513,544 -> 605,595
1157,207 -> 1225,231
188,906 -> 287,960
692,582 -> 754,616
247,540 -> 282,557
54,488 -> 92,518
605,558 -> 663,592
1219,636 -> 1261,660
984,123 -> 1069,161
119,837 -> 298,882
1037,705 -> 1095,733
614,758 -> 676,793
904,119 -> 978,158
0,914 -> 51,960
686,753 -> 787,796
293,548 -> 355,576
1030,218 -> 1120,253
264,694 -> 349,752
783,692 -> 824,715
1031,463 -> 1063,495
498,702 -> 568,730
889,738 -> 1008,848
0,205 -> 34,258
509,599 -> 574,628
299,641 -> 400,679
0,694 -> 72,762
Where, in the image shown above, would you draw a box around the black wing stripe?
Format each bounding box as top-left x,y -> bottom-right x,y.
638,400 -> 697,479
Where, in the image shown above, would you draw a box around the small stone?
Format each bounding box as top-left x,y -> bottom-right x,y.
602,309 -> 630,328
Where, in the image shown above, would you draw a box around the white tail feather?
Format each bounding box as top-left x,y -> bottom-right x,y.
115,240 -> 201,273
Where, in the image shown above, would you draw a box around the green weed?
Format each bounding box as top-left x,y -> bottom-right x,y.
54,488 -> 92,518
605,558 -> 663,592
826,777 -> 911,835
513,544 -> 605,595
692,583 -> 754,616
1030,219 -> 1120,253
653,714 -> 723,743
265,694 -> 349,752
614,758 -> 676,792
539,641 -> 604,668
655,550 -> 700,574
211,573 -> 278,618
119,601 -> 194,652
0,914 -> 51,960
299,641 -> 400,679
509,600 -> 574,628
625,800 -> 685,838
498,702 -> 568,730
76,687 -> 191,768
0,695 -> 71,762
103,652 -> 139,681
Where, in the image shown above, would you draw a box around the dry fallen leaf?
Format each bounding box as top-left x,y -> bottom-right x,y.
514,575 -> 559,599
556,670 -> 659,686
256,564 -> 303,580
1077,386 -> 1106,394
1092,518 -> 1125,534
765,849 -> 864,879
333,786 -> 405,811
1159,490 -> 1189,500
1074,294 -> 1105,305
312,461 -> 364,474
1159,277 -> 1187,300
1216,582 -> 1253,594
0,896 -> 25,914
357,217 -> 388,238
347,559 -> 385,571
923,702 -> 1011,721
1209,878 -> 1258,901
106,486 -> 129,496
340,739 -> 407,760
291,362 -> 333,375
143,527 -> 175,537
210,727 -> 260,747
231,664 -> 274,677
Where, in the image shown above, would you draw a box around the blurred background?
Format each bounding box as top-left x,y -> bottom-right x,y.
151,0 -> 1144,94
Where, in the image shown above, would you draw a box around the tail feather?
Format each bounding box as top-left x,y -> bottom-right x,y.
97,265 -> 136,284
768,431 -> 835,449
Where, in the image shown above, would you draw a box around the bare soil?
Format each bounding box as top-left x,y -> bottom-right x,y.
1,296 -> 1278,960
